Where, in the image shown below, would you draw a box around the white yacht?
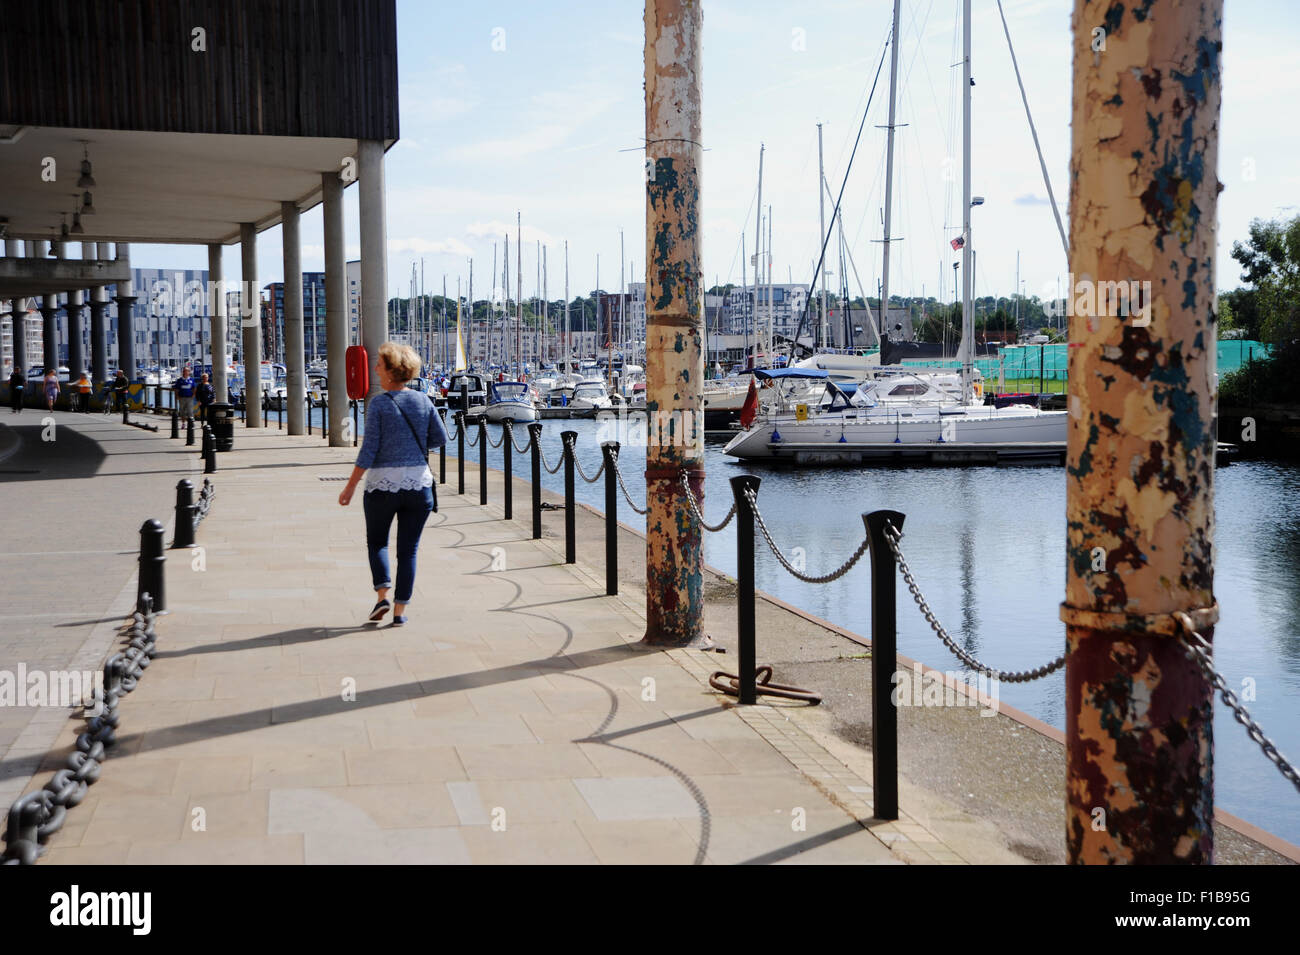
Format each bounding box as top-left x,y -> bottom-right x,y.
485,381 -> 539,424
569,377 -> 617,411
723,368 -> 1066,464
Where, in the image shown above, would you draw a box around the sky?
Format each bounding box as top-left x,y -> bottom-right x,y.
147,0 -> 1300,309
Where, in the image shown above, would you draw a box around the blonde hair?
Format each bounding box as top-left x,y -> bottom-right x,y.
379,341 -> 420,381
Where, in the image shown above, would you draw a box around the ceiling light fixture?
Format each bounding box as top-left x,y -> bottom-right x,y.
77,141 -> 96,189
80,190 -> 95,215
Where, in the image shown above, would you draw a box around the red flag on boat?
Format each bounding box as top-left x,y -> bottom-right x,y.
739,377 -> 759,429
950,235 -> 965,250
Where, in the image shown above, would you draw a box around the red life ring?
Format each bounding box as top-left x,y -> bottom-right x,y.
346,346 -> 369,400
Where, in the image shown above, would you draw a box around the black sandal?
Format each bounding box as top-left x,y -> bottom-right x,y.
368,599 -> 391,622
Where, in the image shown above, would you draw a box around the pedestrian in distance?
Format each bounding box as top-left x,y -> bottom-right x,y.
43,368 -> 59,412
76,371 -> 92,413
195,373 -> 215,421
8,367 -> 24,413
111,369 -> 129,413
174,365 -> 197,423
337,342 -> 448,628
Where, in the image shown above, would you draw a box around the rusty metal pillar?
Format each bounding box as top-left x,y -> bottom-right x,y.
1062,0 -> 1222,864
643,0 -> 706,647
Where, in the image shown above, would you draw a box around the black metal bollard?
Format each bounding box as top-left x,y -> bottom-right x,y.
203,424 -> 217,474
460,382 -> 469,416
602,442 -> 620,596
137,518 -> 166,614
173,479 -> 196,549
277,396 -> 283,430
478,418 -> 488,506
730,475 -> 762,705
528,423 -> 543,540
562,430 -> 576,564
307,396 -> 313,436
864,509 -> 906,821
503,422 -> 513,520
439,408 -> 447,485
186,416 -> 195,447
122,394 -> 129,425
456,412 -> 466,495
351,399 -> 359,447
170,408 -> 179,439
322,390 -> 329,443
262,393 -> 269,428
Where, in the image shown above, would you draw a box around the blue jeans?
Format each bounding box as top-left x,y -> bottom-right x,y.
363,487 -> 434,604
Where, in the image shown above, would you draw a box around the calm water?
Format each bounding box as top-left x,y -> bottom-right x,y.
448,415 -> 1300,846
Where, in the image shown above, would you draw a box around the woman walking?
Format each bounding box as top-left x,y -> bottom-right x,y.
43,368 -> 59,412
337,343 -> 447,626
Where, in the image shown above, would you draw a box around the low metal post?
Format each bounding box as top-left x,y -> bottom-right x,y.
122,393 -> 129,425
439,408 -> 447,484
562,430 -> 576,564
730,476 -> 761,704
865,509 -> 905,820
351,399 -> 359,447
172,479 -> 195,549
321,390 -> 328,443
170,408 -> 179,439
307,396 -> 313,436
460,382 -> 469,416
262,392 -> 268,428
602,442 -> 620,595
277,396 -> 283,430
186,416 -> 195,447
528,423 -> 543,540
456,411 -> 466,495
503,421 -> 513,520
137,518 -> 167,614
202,425 -> 217,474
478,418 -> 488,506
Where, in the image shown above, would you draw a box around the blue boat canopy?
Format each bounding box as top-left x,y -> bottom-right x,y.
754,367 -> 830,380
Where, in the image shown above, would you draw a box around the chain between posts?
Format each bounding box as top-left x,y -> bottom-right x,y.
3,596 -> 160,864
1174,615 -> 1300,794
745,486 -> 869,584
883,523 -> 1065,683
679,471 -> 735,532
572,443 -> 605,483
610,456 -> 648,514
506,421 -> 531,454
539,437 -> 565,475
465,423 -> 480,447
485,426 -> 507,449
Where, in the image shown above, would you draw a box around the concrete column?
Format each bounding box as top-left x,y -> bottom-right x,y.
40,295 -> 59,373
642,0 -> 706,647
208,244 -> 228,403
240,223 -> 262,427
114,244 -> 137,380
1062,0 -> 1222,863
322,171 -> 349,446
9,299 -> 26,375
282,201 -> 306,434
88,243 -> 110,386
65,290 -> 85,377
358,139 -> 388,400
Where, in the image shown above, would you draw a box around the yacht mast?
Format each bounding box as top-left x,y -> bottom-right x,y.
817,124 -> 828,350
960,0 -> 974,402
753,144 -> 764,366
880,0 -> 903,357
516,211 -> 522,379
563,241 -> 569,372
766,205 -> 773,358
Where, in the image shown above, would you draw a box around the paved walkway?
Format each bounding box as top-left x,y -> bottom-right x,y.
13,419 -> 1000,865
0,412 -> 197,814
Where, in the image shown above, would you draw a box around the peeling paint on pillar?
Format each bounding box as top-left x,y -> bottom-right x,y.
643,0 -> 705,647
1064,0 -> 1221,863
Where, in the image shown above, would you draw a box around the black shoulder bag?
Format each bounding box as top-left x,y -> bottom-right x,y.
386,392 -> 438,512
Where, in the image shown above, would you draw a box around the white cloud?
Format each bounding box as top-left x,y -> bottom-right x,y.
390,237 -> 475,257
466,220 -> 558,246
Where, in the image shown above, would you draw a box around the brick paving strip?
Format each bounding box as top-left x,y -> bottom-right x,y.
20,423 -> 1028,865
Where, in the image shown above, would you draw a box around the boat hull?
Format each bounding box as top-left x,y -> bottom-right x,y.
485,401 -> 539,424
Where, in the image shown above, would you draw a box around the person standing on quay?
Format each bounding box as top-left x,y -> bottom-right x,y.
76,371 -> 92,413
337,343 -> 447,627
174,365 -> 197,424
8,367 -> 24,413
196,373 -> 215,421
43,368 -> 58,412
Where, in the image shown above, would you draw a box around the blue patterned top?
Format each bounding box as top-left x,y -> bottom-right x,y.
355,390 -> 448,492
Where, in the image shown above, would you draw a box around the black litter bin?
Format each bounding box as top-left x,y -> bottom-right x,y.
208,402 -> 235,451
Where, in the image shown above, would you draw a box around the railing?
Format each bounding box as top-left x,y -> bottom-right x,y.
438,417 -> 1300,823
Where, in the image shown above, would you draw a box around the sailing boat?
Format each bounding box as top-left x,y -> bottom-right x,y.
725,0 -> 1066,464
